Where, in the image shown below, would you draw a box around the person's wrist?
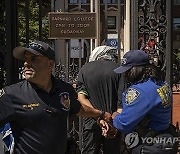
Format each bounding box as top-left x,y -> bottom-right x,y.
100,110 -> 105,118
112,112 -> 120,119
96,110 -> 105,124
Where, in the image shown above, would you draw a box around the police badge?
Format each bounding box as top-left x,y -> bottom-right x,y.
125,88 -> 140,105
59,92 -> 70,111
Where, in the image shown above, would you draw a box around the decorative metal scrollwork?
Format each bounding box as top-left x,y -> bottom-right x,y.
54,59 -> 80,84
0,67 -> 6,89
69,59 -> 79,84
55,63 -> 67,81
18,67 -> 24,80
138,0 -> 166,70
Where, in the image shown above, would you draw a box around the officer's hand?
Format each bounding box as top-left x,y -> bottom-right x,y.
112,108 -> 122,119
103,112 -> 112,122
112,112 -> 120,119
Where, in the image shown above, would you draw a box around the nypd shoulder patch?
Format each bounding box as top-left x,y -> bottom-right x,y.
125,88 -> 140,105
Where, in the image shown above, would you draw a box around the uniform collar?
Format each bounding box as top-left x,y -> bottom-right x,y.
29,76 -> 59,94
49,76 -> 60,93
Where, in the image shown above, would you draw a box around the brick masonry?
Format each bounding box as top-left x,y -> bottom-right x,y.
172,93 -> 180,126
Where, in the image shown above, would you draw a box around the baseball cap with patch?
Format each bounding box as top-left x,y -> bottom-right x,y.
114,50 -> 150,74
13,40 -> 55,61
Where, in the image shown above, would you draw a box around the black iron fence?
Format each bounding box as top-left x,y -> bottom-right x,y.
0,0 -> 179,153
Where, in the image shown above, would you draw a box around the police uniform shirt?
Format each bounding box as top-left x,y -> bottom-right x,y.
113,78 -> 172,134
0,76 -> 81,154
76,60 -> 124,128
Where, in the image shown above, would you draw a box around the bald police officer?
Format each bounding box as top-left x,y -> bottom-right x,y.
0,41 -> 111,154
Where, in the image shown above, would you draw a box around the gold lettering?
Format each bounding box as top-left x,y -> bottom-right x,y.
157,83 -> 171,108
22,103 -> 40,110
23,105 -> 27,108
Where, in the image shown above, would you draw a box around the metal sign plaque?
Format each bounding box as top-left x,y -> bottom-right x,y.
48,12 -> 97,39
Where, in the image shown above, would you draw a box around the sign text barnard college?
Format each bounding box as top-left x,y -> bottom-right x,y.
48,12 -> 97,39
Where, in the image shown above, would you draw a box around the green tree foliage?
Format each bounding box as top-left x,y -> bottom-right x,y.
18,0 -> 51,46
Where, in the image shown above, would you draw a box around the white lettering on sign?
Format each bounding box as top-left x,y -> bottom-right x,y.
61,30 -> 85,34
77,24 -> 90,28
73,17 -> 94,21
52,16 -> 72,21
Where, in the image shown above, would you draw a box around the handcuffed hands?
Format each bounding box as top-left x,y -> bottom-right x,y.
102,112 -> 112,122
100,119 -> 118,138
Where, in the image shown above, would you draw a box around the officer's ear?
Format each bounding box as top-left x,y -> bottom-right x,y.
49,60 -> 55,69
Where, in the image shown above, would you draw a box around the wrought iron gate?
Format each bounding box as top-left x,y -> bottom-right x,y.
0,0 -> 179,153
131,0 -> 173,85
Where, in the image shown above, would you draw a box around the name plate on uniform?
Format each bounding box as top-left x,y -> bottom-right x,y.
48,12 -> 97,39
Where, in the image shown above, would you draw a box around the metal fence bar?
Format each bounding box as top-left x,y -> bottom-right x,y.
38,0 -> 42,41
130,0 -> 138,50
5,0 -> 18,85
117,0 -> 121,63
166,0 -> 173,86
104,0 -> 108,44
25,0 -> 29,44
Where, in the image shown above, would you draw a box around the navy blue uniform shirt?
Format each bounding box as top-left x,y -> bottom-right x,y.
113,79 -> 172,134
0,77 -> 81,154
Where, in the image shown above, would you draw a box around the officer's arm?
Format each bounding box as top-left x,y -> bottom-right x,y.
113,88 -> 151,134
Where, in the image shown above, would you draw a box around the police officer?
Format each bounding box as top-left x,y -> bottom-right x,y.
0,51 -> 13,154
108,50 -> 178,153
76,46 -> 124,154
0,41 -> 111,154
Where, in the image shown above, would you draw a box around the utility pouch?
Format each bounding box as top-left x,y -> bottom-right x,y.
169,124 -> 179,137
134,115 -> 151,137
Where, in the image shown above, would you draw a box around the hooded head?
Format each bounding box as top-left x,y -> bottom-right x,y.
89,45 -> 118,62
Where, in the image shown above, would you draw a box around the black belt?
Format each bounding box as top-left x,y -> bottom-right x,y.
146,126 -> 172,138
